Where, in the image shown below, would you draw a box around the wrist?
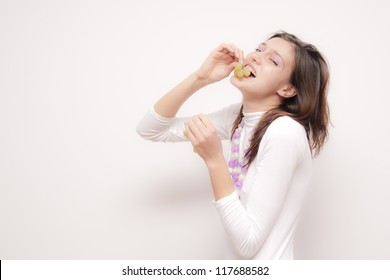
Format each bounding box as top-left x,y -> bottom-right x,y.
205,154 -> 226,170
192,71 -> 213,87
205,154 -> 235,201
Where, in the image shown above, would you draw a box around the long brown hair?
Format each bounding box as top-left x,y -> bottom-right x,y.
231,31 -> 330,167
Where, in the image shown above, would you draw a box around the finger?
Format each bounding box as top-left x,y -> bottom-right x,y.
197,114 -> 218,139
184,121 -> 192,138
197,114 -> 213,129
236,47 -> 244,64
218,43 -> 234,52
183,130 -> 189,139
185,120 -> 202,142
216,44 -> 230,55
239,49 -> 245,64
225,44 -> 241,61
184,122 -> 199,154
228,43 -> 244,64
188,117 -> 205,140
219,43 -> 239,60
192,115 -> 207,132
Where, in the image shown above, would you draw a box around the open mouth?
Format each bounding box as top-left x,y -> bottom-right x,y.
244,64 -> 256,78
234,63 -> 256,78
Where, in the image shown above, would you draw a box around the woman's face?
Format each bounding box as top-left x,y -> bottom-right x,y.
230,37 -> 296,104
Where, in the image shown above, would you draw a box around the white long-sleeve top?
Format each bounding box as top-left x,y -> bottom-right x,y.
136,103 -> 312,259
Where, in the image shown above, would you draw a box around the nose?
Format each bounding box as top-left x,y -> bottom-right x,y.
246,51 -> 262,65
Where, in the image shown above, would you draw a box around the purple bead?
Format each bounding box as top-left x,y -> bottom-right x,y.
235,181 -> 243,188
232,173 -> 239,180
231,146 -> 239,152
233,132 -> 241,139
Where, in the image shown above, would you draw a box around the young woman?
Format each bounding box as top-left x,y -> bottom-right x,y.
136,31 -> 330,259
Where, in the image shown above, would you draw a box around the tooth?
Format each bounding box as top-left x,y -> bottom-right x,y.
243,64 -> 256,77
243,68 -> 251,77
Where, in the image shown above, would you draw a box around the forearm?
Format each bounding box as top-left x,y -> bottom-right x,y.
206,156 -> 235,201
154,72 -> 210,118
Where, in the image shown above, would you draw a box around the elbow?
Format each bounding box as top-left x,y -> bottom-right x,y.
135,123 -> 164,142
135,110 -> 177,142
135,124 -> 146,138
236,232 -> 264,259
135,123 -> 147,139
135,123 -> 155,141
237,243 -> 259,259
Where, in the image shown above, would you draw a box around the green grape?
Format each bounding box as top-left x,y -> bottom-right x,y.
234,63 -> 244,78
234,63 -> 243,71
235,69 -> 244,78
234,63 -> 253,78
243,67 -> 251,77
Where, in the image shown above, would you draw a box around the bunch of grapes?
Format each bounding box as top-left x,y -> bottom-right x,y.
234,63 -> 251,78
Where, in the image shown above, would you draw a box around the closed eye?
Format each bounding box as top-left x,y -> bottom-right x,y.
256,48 -> 278,66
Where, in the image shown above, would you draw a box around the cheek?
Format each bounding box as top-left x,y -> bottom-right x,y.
230,78 -> 271,96
253,79 -> 277,94
261,67 -> 289,86
256,69 -> 282,88
230,67 -> 285,94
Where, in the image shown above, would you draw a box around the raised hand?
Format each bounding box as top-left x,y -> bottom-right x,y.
196,43 -> 244,84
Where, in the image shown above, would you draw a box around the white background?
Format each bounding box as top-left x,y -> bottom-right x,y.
1,0 -> 389,259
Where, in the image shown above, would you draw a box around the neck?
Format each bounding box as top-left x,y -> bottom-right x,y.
242,97 -> 281,113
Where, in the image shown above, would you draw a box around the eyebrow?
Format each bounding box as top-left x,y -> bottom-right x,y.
259,43 -> 285,64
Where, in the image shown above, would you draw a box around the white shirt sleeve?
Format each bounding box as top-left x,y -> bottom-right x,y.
135,103 -> 242,142
214,117 -> 308,259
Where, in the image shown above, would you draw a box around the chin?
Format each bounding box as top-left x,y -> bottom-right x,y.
230,75 -> 238,86
230,75 -> 246,89
230,76 -> 254,95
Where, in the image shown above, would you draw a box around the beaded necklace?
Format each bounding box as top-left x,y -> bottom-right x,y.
228,120 -> 249,194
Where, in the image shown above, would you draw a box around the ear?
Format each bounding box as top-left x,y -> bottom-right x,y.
277,84 -> 297,98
